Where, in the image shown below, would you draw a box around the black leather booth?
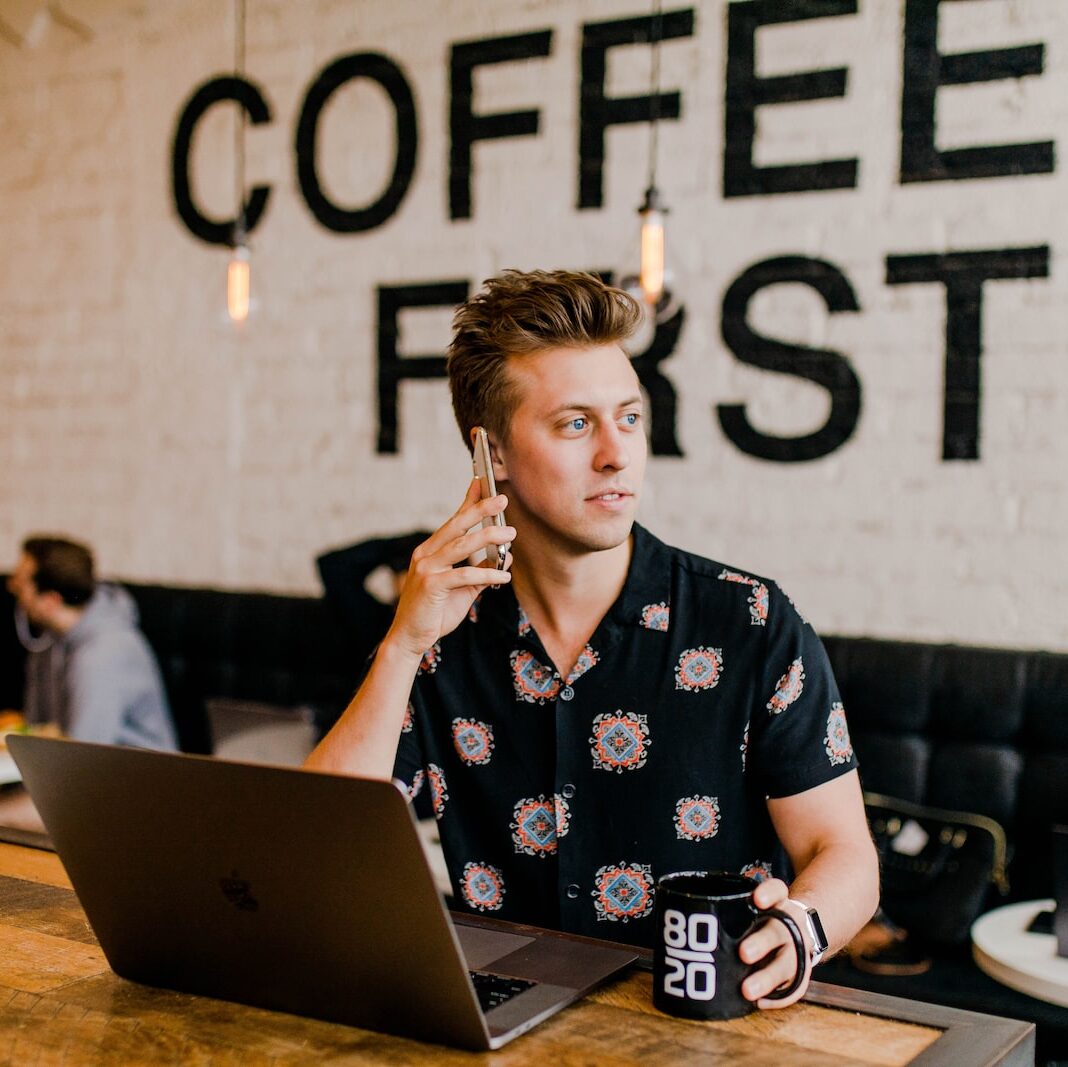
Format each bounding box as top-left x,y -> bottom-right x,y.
2,581 -> 1066,1052
123,582 -> 357,753
0,581 -> 358,753
818,636 -> 1068,1060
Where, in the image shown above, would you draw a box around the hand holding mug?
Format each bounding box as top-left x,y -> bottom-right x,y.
653,871 -> 808,1021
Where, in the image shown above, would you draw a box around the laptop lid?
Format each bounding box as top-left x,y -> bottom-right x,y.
9,735 -> 635,1049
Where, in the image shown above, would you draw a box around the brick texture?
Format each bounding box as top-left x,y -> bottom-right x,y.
0,0 -> 1064,651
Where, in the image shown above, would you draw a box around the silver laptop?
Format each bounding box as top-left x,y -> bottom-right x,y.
9,735 -> 637,1050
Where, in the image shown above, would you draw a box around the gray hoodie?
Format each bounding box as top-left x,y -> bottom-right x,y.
23,583 -> 177,750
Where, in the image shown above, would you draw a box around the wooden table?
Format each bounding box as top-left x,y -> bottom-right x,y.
0,842 -> 1034,1065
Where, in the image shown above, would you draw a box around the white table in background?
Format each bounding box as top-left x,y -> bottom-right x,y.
972,898 -> 1068,1008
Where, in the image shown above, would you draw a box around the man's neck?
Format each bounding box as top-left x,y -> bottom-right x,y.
509,532 -> 633,677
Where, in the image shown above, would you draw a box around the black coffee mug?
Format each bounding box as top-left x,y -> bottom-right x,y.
653,871 -> 807,1020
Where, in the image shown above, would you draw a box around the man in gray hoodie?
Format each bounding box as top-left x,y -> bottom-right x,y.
7,536 -> 176,749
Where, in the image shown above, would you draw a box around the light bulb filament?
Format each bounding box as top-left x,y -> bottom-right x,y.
227,246 -> 251,323
640,209 -> 665,305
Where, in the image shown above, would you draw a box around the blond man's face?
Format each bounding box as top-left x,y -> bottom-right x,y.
491,343 -> 646,555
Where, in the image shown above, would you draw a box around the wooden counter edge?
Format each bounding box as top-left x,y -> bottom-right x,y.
806,981 -> 1035,1067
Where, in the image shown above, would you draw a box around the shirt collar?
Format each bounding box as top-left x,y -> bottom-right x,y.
476,523 -> 673,645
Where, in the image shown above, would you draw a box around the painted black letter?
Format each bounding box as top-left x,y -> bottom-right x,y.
901,0 -> 1053,182
377,282 -> 469,454
450,31 -> 553,220
172,76 -> 272,246
885,248 -> 1050,460
578,9 -> 694,210
718,257 -> 861,462
297,53 -> 417,233
723,0 -> 858,198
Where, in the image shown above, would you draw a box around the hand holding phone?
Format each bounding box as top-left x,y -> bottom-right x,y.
471,427 -> 510,570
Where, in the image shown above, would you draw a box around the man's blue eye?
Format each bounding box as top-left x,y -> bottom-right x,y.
569,417 -> 587,431
622,413 -> 639,426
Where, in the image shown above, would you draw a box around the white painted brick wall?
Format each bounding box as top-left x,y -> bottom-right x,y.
1,0 -> 1065,651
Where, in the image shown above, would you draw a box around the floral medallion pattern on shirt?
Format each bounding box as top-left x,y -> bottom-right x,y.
675,795 -> 721,840
461,862 -> 505,911
554,794 -> 572,840
780,585 -> 808,625
394,526 -> 857,939
675,646 -> 724,691
592,862 -> 654,922
401,701 -> 414,733
767,657 -> 805,715
406,768 -> 425,800
451,717 -> 494,765
824,702 -> 853,765
426,763 -> 449,819
467,595 -> 482,624
567,644 -> 599,685
516,605 -> 532,637
741,859 -> 774,883
639,601 -> 670,631
511,795 -> 560,856
418,641 -> 442,675
717,570 -> 769,626
589,711 -> 650,772
510,649 -> 560,703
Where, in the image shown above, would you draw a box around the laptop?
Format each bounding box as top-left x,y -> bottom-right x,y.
9,735 -> 637,1050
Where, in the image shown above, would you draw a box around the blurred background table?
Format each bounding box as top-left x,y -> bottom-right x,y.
973,899 -> 1068,1009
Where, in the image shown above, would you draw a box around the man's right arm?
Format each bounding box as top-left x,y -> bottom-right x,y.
304,480 -> 513,780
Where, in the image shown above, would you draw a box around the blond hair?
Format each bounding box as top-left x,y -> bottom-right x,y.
447,269 -> 642,448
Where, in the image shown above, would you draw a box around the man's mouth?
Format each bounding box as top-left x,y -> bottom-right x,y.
588,490 -> 630,502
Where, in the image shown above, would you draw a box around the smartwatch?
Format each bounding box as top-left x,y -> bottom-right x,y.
788,898 -> 829,966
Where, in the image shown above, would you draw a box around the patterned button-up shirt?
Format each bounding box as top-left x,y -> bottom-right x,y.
392,524 -> 856,947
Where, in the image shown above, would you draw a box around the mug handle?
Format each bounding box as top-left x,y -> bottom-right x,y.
751,907 -> 808,1001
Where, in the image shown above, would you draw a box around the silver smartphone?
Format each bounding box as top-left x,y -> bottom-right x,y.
472,426 -> 509,570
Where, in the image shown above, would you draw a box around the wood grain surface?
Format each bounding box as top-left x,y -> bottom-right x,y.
0,851 -> 985,1066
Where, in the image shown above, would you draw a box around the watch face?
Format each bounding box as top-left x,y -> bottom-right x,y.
807,908 -> 829,952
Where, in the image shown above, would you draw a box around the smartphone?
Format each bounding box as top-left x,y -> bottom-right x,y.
472,426 -> 509,569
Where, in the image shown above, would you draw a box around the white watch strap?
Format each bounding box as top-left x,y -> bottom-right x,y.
786,897 -> 825,963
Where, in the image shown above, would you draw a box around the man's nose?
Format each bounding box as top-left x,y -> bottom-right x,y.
594,423 -> 630,471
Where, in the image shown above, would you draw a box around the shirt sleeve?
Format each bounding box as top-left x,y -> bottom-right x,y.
749,583 -> 857,799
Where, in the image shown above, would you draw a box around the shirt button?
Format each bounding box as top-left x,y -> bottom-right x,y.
559,685 -> 575,701
561,783 -> 576,799
566,884 -> 581,899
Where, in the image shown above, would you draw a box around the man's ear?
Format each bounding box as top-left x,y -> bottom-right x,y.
472,425 -> 510,481
487,432 -> 509,481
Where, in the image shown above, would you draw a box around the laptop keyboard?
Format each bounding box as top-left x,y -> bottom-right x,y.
469,970 -> 536,1012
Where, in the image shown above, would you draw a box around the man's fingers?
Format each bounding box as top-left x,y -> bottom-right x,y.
741,943 -> 802,1002
439,565 -> 512,589
751,878 -> 789,910
419,524 -> 514,576
412,480 -> 482,560
739,923 -> 786,966
739,917 -> 810,1007
418,487 -> 510,564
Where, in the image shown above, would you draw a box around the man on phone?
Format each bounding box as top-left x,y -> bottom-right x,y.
306,269 -> 877,1009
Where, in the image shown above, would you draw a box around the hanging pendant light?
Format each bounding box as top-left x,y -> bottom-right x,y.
618,0 -> 678,323
638,184 -> 666,305
227,230 -> 251,323
227,0 -> 251,324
